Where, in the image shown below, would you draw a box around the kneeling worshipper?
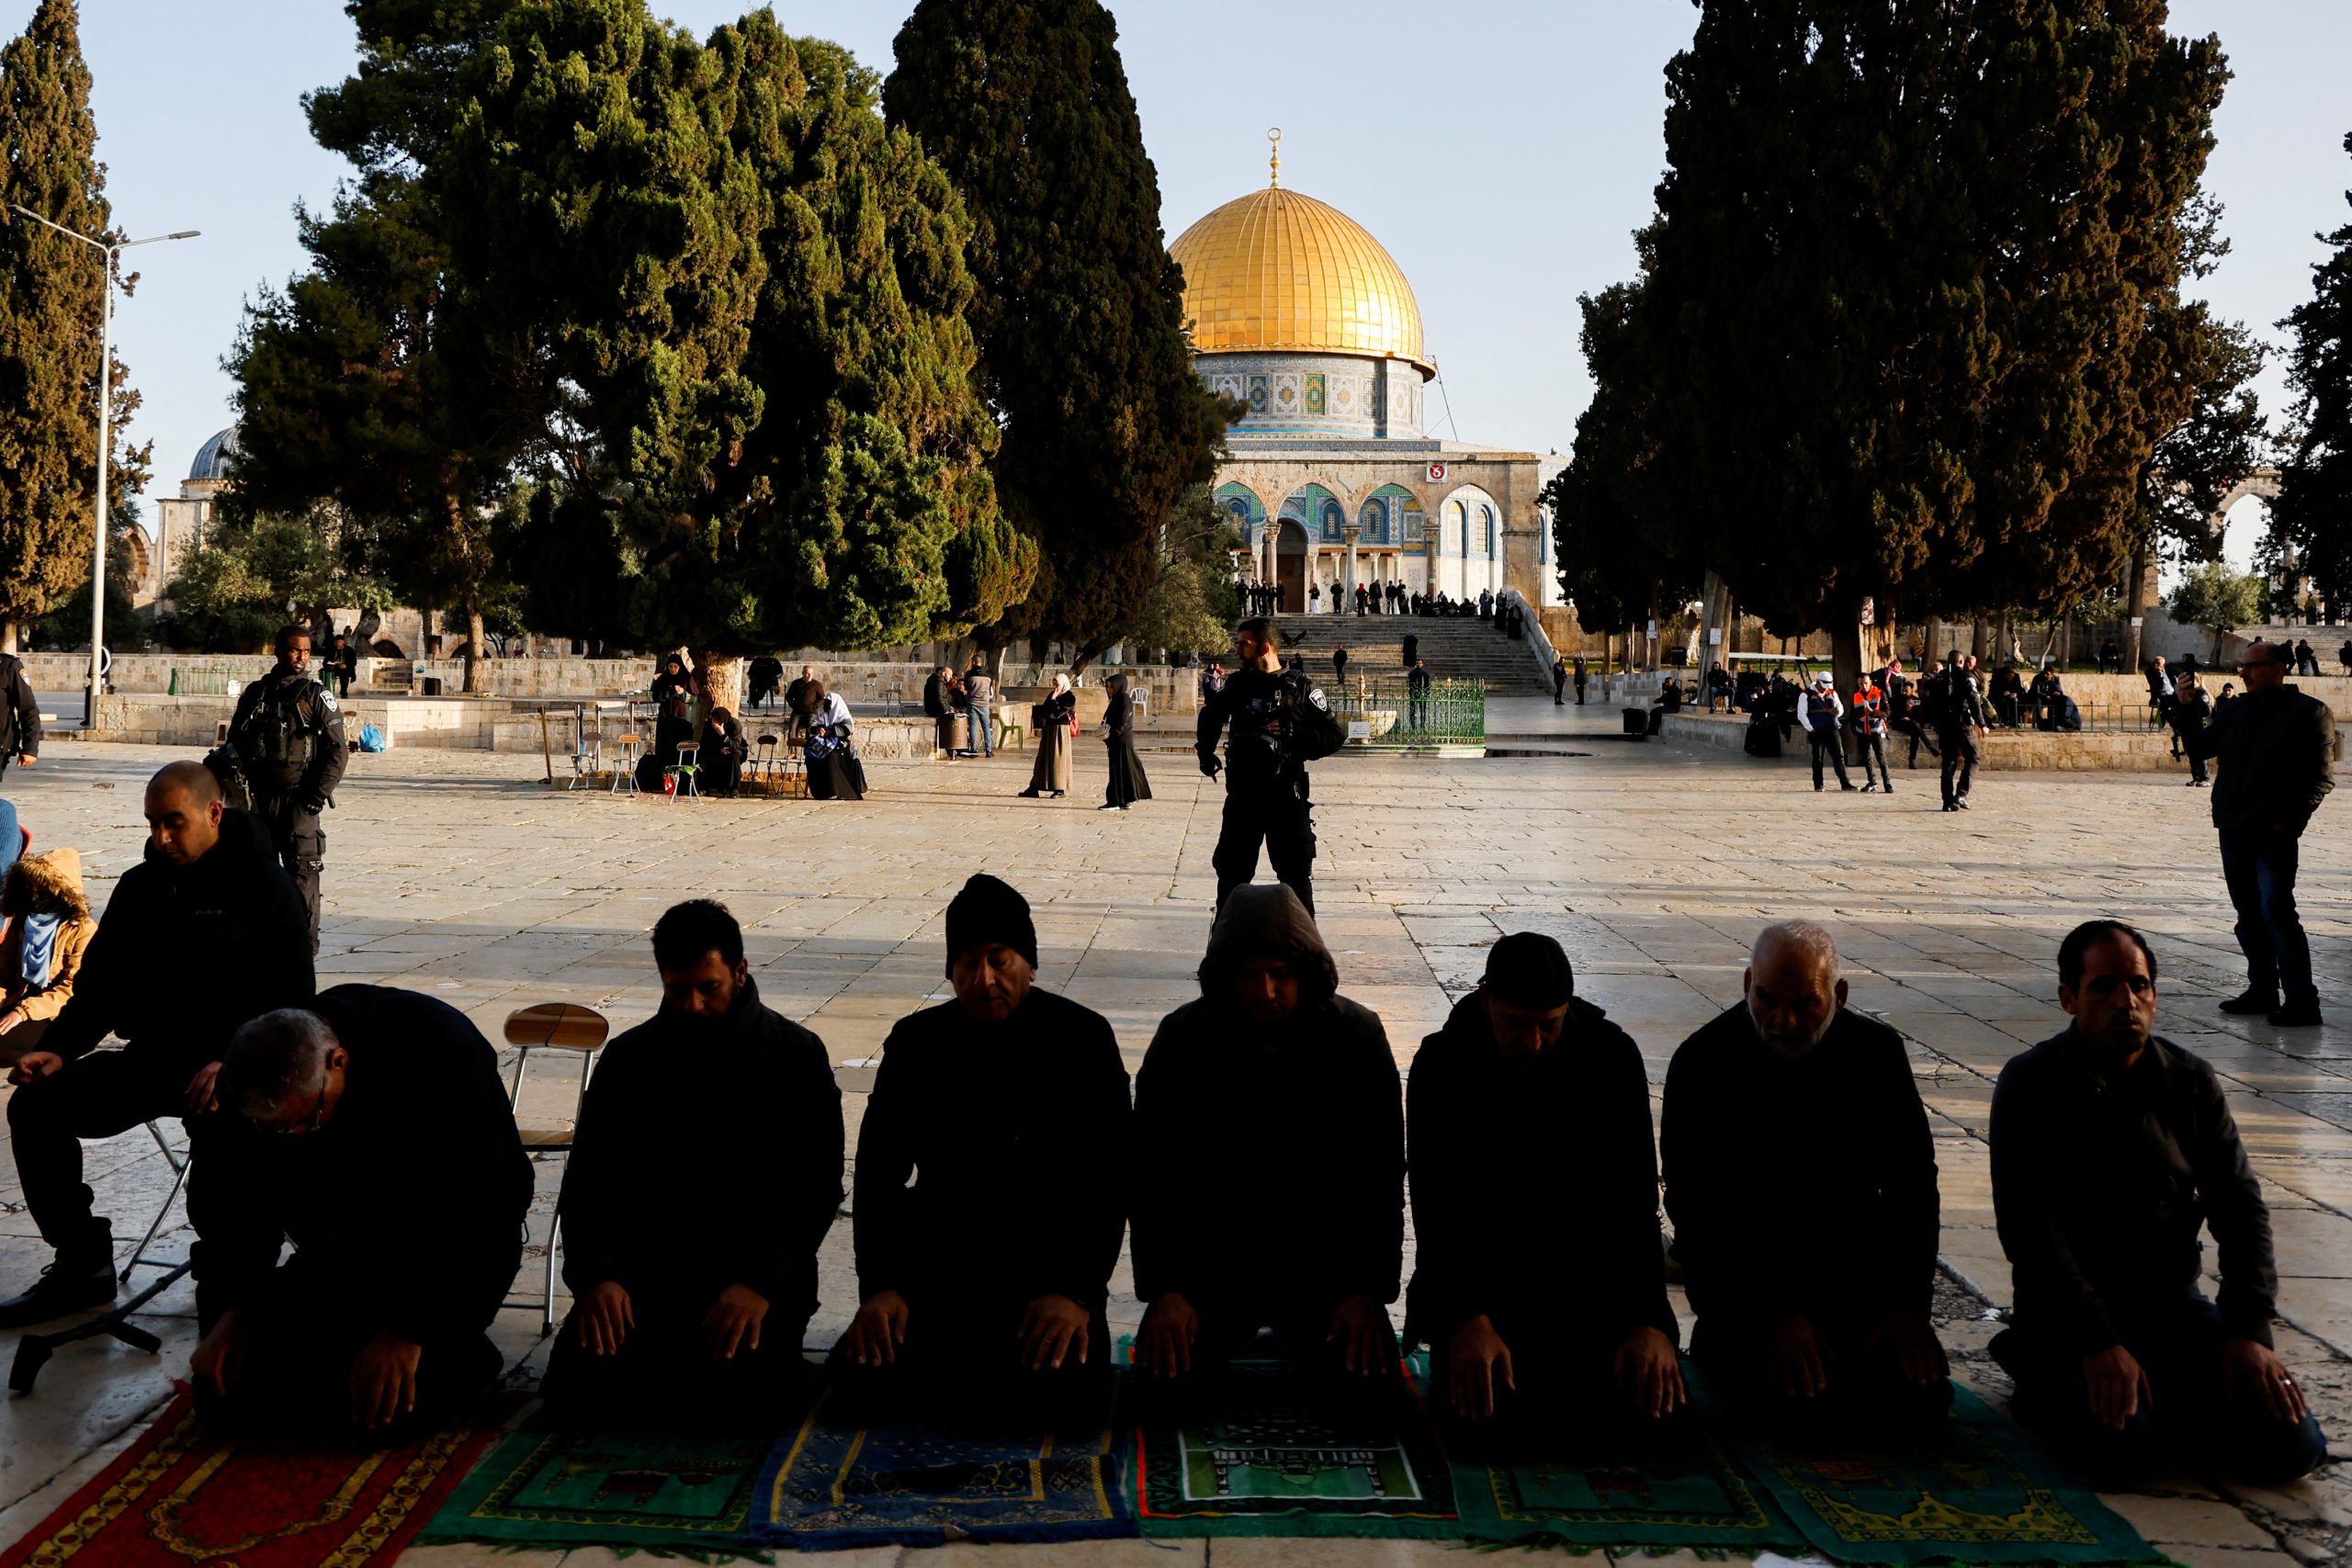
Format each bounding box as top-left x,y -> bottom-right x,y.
1132,886 -> 1404,1399
802,683 -> 867,801
1408,932 -> 1681,1452
841,874 -> 1130,1426
1661,921 -> 1951,1439
1990,920 -> 2327,1484
543,898 -> 842,1425
190,987 -> 532,1439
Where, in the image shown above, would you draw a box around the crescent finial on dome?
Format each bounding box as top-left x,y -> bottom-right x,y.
1268,127 -> 1282,188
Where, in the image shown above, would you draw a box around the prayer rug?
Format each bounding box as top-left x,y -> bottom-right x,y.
1713,1382 -> 2165,1565
1129,1356 -> 1459,1538
0,1389 -> 493,1568
417,1418 -> 773,1555
748,1381 -> 1134,1550
1448,1419 -> 1806,1553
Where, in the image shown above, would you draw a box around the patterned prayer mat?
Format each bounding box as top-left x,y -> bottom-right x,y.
1130,1356 -> 1459,1538
749,1379 -> 1134,1550
1714,1383 -> 2166,1565
0,1390 -> 492,1568
1449,1417 -> 1807,1553
417,1418 -> 774,1555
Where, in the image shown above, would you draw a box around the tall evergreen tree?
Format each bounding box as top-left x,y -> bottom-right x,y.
886,0 -> 1232,665
1612,0 -> 2228,688
0,0 -> 148,653
2273,133 -> 2352,609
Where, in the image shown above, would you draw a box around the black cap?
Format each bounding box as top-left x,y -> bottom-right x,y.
1483,932 -> 1575,1010
945,874 -> 1037,975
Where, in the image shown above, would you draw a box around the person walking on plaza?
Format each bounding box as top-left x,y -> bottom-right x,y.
0,648 -> 36,784
1929,651 -> 1989,811
544,900 -> 841,1425
1801,673 -> 1856,792
0,762 -> 311,1328
2182,639 -> 2334,1027
1573,655 -> 1589,705
193,987 -> 530,1438
2173,671 -> 2213,787
1552,656 -> 1569,705
1019,674 -> 1076,799
1990,921 -> 2326,1483
961,659 -> 995,759
1101,672 -> 1152,811
1849,673 -> 1893,794
1883,657 -> 1938,768
1198,618 -> 1345,916
226,626 -> 346,953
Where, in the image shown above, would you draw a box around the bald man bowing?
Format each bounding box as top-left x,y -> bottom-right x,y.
1661,922 -> 1950,1438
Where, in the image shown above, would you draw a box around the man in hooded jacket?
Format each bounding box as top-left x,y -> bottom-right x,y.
1132,886 -> 1404,1393
841,874 -> 1130,1426
0,762 -> 312,1328
0,846 -> 97,1055
545,899 -> 842,1423
1408,933 -> 1681,1450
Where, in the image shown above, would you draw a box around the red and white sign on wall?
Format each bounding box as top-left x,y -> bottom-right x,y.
1427,462 -> 1449,483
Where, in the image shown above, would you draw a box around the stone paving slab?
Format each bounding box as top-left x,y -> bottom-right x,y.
0,739 -> 2348,1562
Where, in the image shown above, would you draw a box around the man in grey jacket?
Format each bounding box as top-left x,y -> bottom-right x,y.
2184,640 -> 2335,1026
961,660 -> 995,759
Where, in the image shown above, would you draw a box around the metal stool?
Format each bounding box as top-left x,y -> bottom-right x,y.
566,736 -> 601,790
10,1122 -> 193,1393
609,732 -> 642,795
670,741 -> 701,801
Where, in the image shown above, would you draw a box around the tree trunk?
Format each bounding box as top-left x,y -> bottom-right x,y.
698,650 -> 745,717
464,603 -> 488,694
2123,536 -> 2153,673
1,621 -> 16,656
1831,601 -> 1865,706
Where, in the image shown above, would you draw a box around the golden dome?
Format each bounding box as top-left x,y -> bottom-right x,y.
1170,184 -> 1433,378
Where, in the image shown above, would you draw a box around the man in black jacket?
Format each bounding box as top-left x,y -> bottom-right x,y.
1990,921 -> 2325,1483
226,625 -> 347,953
190,987 -> 531,1438
1928,652 -> 1990,810
1133,886 -> 1403,1393
1408,933 -> 1680,1450
545,900 -> 841,1424
1198,618 -> 1343,917
2182,640 -> 2335,1027
1661,922 -> 1950,1438
842,875 -> 1128,1425
0,762 -> 312,1328
0,649 -> 39,783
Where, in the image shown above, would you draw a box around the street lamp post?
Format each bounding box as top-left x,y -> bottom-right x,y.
7,206 -> 198,728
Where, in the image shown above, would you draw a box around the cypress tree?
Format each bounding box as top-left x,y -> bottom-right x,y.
0,0 -> 148,653
886,0 -> 1231,665
2273,134 -> 2352,608
1619,0 -> 2228,687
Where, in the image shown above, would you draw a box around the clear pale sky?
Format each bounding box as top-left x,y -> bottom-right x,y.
28,0 -> 2352,557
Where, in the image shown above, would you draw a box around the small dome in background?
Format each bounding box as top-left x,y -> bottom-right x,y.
188,424 -> 240,483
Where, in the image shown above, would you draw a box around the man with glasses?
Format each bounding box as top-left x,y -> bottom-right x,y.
187,987 -> 531,1438
2182,640 -> 2335,1027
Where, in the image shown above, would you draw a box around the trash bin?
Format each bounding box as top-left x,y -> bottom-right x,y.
1623,707 -> 1649,740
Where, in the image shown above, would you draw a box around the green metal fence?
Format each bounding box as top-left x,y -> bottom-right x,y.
1325,677 -> 1485,749
167,668 -> 232,696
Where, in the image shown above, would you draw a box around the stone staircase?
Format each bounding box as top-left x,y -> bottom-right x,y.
1258,613 -> 1554,696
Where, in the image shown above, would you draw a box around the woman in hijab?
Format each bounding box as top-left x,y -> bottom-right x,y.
1019,674 -> 1075,798
650,653 -> 695,768
1100,672 -> 1152,811
803,683 -> 868,801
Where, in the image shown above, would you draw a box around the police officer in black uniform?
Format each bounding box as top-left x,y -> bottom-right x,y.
0,649 -> 39,783
228,626 -> 347,952
1928,650 -> 1990,813
1197,617 -> 1342,918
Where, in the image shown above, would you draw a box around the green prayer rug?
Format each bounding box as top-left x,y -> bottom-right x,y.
1129,1356 -> 1460,1538
417,1419 -> 773,1556
1450,1419 -> 1807,1553
1714,1382 -> 2166,1565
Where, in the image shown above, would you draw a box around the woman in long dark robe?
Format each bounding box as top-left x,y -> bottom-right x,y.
1100,673 -> 1152,810
1019,675 -> 1074,797
804,685 -> 867,801
650,654 -> 695,767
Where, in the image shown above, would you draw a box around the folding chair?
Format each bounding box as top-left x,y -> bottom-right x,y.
609,732 -> 643,795
566,734 -> 602,791
750,732 -> 781,793
10,1122 -> 193,1393
669,741 -> 701,801
502,1002 -> 610,1337
782,730 -> 808,798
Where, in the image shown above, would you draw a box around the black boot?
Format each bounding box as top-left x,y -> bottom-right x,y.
2220,988 -> 2281,1015
2268,998 -> 2324,1028
0,1247 -> 117,1329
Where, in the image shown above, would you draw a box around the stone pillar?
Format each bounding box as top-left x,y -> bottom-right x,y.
1343,525 -> 1361,602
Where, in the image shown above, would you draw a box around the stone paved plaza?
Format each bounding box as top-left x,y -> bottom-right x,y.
2,718 -> 2350,1567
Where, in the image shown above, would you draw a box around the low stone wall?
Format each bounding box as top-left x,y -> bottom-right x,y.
1657,710 -> 2188,772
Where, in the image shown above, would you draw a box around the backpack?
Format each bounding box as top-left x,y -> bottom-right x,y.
1917,669 -> 1954,726
201,744 -> 255,814
1288,677 -> 1348,761
234,679 -> 321,794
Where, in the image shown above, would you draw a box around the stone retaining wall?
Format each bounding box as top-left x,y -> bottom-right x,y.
1657,710 -> 2187,771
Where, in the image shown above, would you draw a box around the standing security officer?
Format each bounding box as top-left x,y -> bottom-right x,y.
1928,650 -> 1989,813
0,649 -> 39,783
228,625 -> 346,952
1198,617 -> 1344,918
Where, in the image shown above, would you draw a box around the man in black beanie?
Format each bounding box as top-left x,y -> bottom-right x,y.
841,874 -> 1130,1427
1406,932 -> 1681,1453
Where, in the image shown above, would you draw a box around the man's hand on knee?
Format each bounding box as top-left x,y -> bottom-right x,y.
577,1280 -> 634,1356
1016,1292 -> 1090,1372
348,1331 -> 423,1431
1614,1324 -> 1685,1417
844,1291 -> 909,1367
1764,1313 -> 1828,1399
2222,1337 -> 2307,1425
6,1050 -> 62,1088
191,1309 -> 248,1398
1867,1308 -> 1950,1386
2081,1344 -> 2152,1430
1137,1292 -> 1199,1379
1328,1294 -> 1396,1376
702,1282 -> 768,1361
1447,1315 -> 1513,1420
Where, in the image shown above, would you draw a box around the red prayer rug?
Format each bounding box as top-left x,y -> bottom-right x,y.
0,1389 -> 497,1568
